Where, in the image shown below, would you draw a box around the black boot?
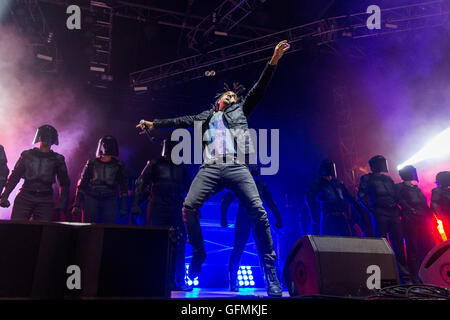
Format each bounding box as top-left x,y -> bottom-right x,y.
183,206 -> 207,279
188,250 -> 206,279
264,265 -> 282,297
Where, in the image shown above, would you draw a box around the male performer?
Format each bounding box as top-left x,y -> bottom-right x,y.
0,145 -> 9,195
431,171 -> 450,228
396,165 -> 434,283
72,135 -> 128,223
358,155 -> 410,281
131,139 -> 192,291
220,164 -> 283,292
0,125 -> 69,221
137,40 -> 290,297
305,160 -> 364,237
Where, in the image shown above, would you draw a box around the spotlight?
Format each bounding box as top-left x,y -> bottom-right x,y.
205,70 -> 216,77
36,54 -> 53,62
90,66 -> 105,72
134,86 -> 148,92
397,127 -> 450,170
385,23 -> 398,29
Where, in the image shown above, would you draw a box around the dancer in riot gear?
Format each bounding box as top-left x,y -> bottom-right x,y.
306,160 -> 364,237
431,171 -> 450,230
72,135 -> 128,223
131,139 -> 192,291
137,41 -> 290,297
0,145 -> 8,195
220,164 -> 283,292
396,165 -> 434,283
0,125 -> 69,221
358,155 -> 409,281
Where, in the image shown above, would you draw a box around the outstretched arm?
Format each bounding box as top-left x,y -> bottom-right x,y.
136,109 -> 211,134
242,40 -> 290,116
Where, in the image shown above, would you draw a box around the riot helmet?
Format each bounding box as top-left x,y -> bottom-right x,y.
96,135 -> 119,157
369,155 -> 388,173
33,125 -> 59,146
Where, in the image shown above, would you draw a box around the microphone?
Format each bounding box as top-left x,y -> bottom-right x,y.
139,120 -> 156,143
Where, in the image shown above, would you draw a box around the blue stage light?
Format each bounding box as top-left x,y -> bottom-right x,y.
245,281 -> 250,286
239,281 -> 244,286
250,281 -> 255,286
238,270 -> 241,275
248,270 -> 252,275
238,275 -> 243,281
243,275 -> 248,280
246,266 -> 251,270
249,275 -> 254,280
242,270 -> 247,275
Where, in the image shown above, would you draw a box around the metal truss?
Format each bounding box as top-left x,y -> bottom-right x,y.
129,0 -> 449,90
186,0 -> 268,50
88,0 -> 114,88
9,0 -> 59,73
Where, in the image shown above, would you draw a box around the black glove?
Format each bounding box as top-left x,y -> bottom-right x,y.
0,196 -> 10,208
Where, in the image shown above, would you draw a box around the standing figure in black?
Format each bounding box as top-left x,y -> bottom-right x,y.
0,145 -> 9,195
431,171 -> 450,232
137,41 -> 290,297
358,155 -> 409,281
0,125 -> 69,221
131,139 -> 192,291
396,165 -> 434,283
306,160 -> 363,237
220,165 -> 283,292
72,136 -> 128,223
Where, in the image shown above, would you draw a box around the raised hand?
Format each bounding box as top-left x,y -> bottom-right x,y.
270,40 -> 290,65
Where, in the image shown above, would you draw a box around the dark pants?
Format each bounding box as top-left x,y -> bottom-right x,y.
403,217 -> 434,283
321,212 -> 351,237
183,163 -> 276,271
83,194 -> 118,223
11,190 -> 53,221
229,208 -> 253,276
148,205 -> 186,287
373,208 -> 409,280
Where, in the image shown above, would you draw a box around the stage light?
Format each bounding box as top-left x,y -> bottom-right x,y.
134,86 -> 148,92
237,266 -> 256,287
36,54 -> 53,62
90,66 -> 105,72
397,127 -> 450,170
436,217 -> 447,242
385,23 -> 398,29
184,264 -> 199,287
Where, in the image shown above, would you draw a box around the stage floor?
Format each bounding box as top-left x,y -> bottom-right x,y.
171,288 -> 290,299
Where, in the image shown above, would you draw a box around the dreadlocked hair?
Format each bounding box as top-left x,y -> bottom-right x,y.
214,82 -> 246,107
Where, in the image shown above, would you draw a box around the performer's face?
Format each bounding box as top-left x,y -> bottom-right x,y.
218,91 -> 238,109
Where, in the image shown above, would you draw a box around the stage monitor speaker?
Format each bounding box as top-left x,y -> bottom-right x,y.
68,224 -> 172,299
419,240 -> 450,288
0,221 -> 172,299
283,235 -> 400,297
0,221 -> 73,298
